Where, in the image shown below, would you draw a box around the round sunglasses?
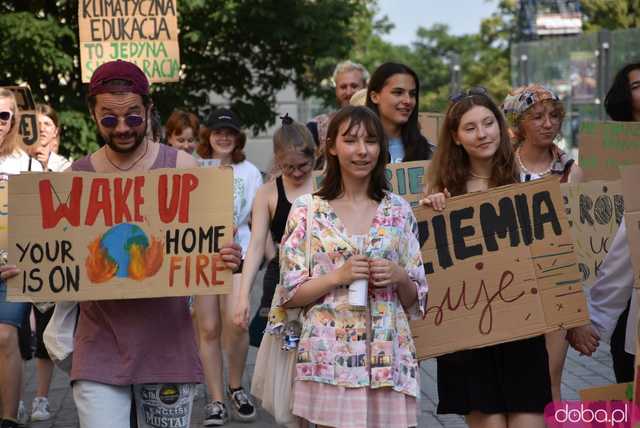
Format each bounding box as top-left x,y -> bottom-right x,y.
99,114 -> 144,128
0,111 -> 13,122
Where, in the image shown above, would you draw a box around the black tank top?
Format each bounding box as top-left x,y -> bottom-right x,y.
270,176 -> 293,244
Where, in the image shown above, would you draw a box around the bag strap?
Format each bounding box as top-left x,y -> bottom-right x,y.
305,195 -> 313,275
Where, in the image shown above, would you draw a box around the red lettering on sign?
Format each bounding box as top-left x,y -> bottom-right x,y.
39,177 -> 83,229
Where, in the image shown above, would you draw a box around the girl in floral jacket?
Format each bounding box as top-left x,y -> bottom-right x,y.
276,105 -> 428,428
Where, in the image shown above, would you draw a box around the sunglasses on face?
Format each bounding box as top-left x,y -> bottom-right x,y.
0,111 -> 12,121
99,114 -> 144,128
449,87 -> 489,103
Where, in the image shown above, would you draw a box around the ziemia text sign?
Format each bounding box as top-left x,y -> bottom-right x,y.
7,168 -> 233,302
410,177 -> 589,359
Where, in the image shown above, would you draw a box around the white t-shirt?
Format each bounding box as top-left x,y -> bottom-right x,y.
48,152 -> 72,172
0,149 -> 44,179
231,160 -> 263,256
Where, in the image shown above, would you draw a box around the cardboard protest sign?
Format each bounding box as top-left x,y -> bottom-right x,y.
621,165 -> 640,292
418,112 -> 444,145
561,180 -> 624,288
78,0 -> 180,83
312,160 -> 429,207
410,177 -> 589,359
579,383 -> 633,401
579,121 -> 640,180
3,86 -> 38,147
7,167 -> 233,302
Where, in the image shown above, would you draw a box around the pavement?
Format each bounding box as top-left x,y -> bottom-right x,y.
17,269 -> 617,428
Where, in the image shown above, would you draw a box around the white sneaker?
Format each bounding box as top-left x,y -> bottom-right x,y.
17,400 -> 29,425
31,396 -> 51,421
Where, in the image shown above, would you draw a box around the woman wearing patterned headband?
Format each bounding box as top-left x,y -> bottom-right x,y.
502,84 -> 583,403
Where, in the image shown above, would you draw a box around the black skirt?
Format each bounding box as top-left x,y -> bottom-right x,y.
436,335 -> 552,415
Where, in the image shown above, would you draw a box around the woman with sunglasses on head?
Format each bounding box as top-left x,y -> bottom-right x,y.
366,62 -> 432,164
194,107 -> 263,426
502,85 -> 583,403
0,89 -> 43,428
423,88 -> 550,428
165,110 -> 199,154
273,106 -> 427,428
233,115 -> 315,342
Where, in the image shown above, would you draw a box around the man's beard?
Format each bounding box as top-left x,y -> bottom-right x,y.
96,125 -> 146,154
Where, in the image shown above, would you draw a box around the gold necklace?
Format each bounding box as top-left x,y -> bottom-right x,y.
470,170 -> 490,180
104,141 -> 149,171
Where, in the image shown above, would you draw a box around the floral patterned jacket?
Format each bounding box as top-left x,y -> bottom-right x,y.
276,192 -> 428,397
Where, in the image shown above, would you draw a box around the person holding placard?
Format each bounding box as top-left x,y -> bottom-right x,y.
275,105 -> 427,428
307,60 -> 368,169
194,108 -> 262,425
592,62 -> 640,382
502,84 -> 583,402
165,110 -> 200,154
34,104 -> 72,172
365,62 -> 433,164
232,114 -> 316,345
37,60 -> 242,428
423,88 -> 550,428
0,88 -> 35,428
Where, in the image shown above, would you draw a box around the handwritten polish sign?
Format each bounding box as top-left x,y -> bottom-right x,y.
7,167 -> 233,302
78,0 -> 180,83
561,180 -> 624,288
313,160 -> 429,207
579,121 -> 640,180
410,177 -> 589,360
3,86 -> 39,147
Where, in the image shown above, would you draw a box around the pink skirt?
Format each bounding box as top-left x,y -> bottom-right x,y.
292,380 -> 417,428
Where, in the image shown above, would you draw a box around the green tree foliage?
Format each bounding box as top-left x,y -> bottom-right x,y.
348,0 -> 516,114
581,0 -> 640,31
0,0 -> 370,158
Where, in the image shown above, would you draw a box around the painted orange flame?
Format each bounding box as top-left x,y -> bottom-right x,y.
143,236 -> 164,277
86,238 -> 117,283
128,236 -> 164,280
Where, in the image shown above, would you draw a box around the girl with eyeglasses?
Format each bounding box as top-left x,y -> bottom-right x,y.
366,62 -> 433,164
423,89 -> 550,428
194,107 -> 263,425
502,85 -> 583,403
233,114 -> 316,336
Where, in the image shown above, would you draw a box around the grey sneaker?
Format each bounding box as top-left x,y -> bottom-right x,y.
227,387 -> 256,422
203,400 -> 228,426
31,396 -> 51,421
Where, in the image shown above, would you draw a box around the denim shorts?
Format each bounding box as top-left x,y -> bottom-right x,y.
0,279 -> 30,328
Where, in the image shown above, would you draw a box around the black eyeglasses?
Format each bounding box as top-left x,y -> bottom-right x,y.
99,114 -> 144,128
449,87 -> 489,103
0,111 -> 12,121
